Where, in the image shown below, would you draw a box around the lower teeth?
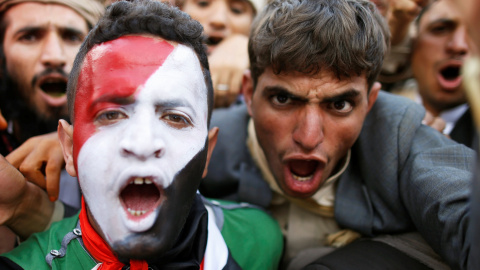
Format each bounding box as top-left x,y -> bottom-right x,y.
127,208 -> 147,216
292,174 -> 312,182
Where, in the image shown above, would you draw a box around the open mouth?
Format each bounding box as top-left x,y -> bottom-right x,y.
120,177 -> 162,218
289,160 -> 320,182
205,36 -> 223,46
39,77 -> 67,97
440,65 -> 461,81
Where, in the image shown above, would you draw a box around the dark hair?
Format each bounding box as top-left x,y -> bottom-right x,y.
248,0 -> 390,89
67,0 -> 213,125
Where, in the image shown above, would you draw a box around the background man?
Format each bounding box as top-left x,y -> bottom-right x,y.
201,0 -> 475,268
0,0 -> 103,253
0,1 -> 282,269
411,0 -> 476,147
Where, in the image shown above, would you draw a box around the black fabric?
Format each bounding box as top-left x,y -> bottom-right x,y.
303,240 -> 433,270
0,256 -> 23,270
147,195 -> 209,269
0,130 -> 17,156
450,108 -> 476,148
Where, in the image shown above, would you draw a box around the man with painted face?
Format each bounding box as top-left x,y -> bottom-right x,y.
0,1 -> 283,269
200,0 -> 476,269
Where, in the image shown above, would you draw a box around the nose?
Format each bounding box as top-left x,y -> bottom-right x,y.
208,2 -> 229,31
40,31 -> 67,69
292,106 -> 324,151
447,26 -> 469,57
119,115 -> 164,160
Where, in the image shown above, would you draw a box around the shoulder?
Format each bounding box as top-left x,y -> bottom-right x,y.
205,199 -> 283,270
1,214 -> 88,270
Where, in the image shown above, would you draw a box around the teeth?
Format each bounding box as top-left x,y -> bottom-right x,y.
292,174 -> 313,182
127,208 -> 147,216
131,177 -> 154,185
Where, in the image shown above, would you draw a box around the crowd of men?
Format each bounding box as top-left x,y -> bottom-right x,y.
0,0 -> 479,269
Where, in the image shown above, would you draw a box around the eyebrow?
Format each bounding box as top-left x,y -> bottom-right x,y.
91,94 -> 135,107
14,25 -> 86,37
262,85 -> 361,103
155,99 -> 198,118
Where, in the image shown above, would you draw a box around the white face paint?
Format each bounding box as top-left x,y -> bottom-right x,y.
76,43 -> 208,245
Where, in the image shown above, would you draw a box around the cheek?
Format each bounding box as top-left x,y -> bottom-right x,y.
231,15 -> 253,35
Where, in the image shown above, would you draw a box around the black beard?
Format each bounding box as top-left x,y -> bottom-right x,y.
0,65 -> 69,144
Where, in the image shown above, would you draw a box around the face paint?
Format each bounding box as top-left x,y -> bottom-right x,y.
73,36 -> 209,257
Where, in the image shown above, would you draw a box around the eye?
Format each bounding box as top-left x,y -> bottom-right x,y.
230,1 -> 248,14
95,110 -> 128,125
330,100 -> 354,114
162,112 -> 192,129
18,33 -> 39,43
63,32 -> 84,44
196,0 -> 210,8
271,94 -> 291,106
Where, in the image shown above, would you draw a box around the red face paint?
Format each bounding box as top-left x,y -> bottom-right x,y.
73,36 -> 174,167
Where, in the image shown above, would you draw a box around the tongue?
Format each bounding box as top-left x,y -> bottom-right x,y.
289,160 -> 318,177
121,185 -> 160,211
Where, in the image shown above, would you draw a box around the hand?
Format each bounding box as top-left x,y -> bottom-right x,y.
388,0 -> 429,45
423,110 -> 448,136
0,154 -> 54,239
209,34 -> 249,108
0,108 -> 7,130
6,132 -> 65,201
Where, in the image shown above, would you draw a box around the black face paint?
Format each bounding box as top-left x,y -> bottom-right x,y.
110,137 -> 209,261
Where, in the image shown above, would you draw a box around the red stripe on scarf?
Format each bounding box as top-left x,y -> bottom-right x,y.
79,197 -> 148,270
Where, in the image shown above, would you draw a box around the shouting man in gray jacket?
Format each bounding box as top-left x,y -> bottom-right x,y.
200,0 -> 475,269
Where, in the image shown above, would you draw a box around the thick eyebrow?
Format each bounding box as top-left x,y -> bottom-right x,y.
91,95 -> 135,107
14,25 -> 85,37
155,99 -> 198,118
322,89 -> 361,103
262,85 -> 361,103
262,86 -> 309,102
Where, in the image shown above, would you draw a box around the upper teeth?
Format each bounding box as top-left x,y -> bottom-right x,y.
131,177 -> 153,185
292,174 -> 312,182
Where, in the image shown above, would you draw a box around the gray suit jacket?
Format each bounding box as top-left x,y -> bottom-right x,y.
201,91 -> 475,269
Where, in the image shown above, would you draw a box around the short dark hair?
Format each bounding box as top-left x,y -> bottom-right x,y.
67,0 -> 213,125
248,0 -> 390,89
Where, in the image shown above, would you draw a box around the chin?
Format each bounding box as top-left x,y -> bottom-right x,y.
111,231 -> 176,260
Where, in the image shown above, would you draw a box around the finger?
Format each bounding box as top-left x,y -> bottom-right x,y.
5,146 -> 29,169
431,117 -> 447,133
45,154 -> 65,201
19,162 -> 47,190
422,110 -> 434,125
0,155 -> 26,203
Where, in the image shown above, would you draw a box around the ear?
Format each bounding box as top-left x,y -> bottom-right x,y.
367,81 -> 381,112
58,120 -> 77,177
202,127 -> 219,178
241,69 -> 255,117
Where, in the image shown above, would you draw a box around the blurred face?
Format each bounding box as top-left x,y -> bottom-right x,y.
451,0 -> 480,48
244,69 -> 379,198
411,0 -> 472,115
370,0 -> 390,18
2,3 -> 88,121
72,36 -> 209,258
182,0 -> 254,53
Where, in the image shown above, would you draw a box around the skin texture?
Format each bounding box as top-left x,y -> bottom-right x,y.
451,0 -> 480,48
2,2 -> 89,121
182,0 -> 254,108
411,0 -> 471,116
58,36 -> 218,259
243,68 -> 380,198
